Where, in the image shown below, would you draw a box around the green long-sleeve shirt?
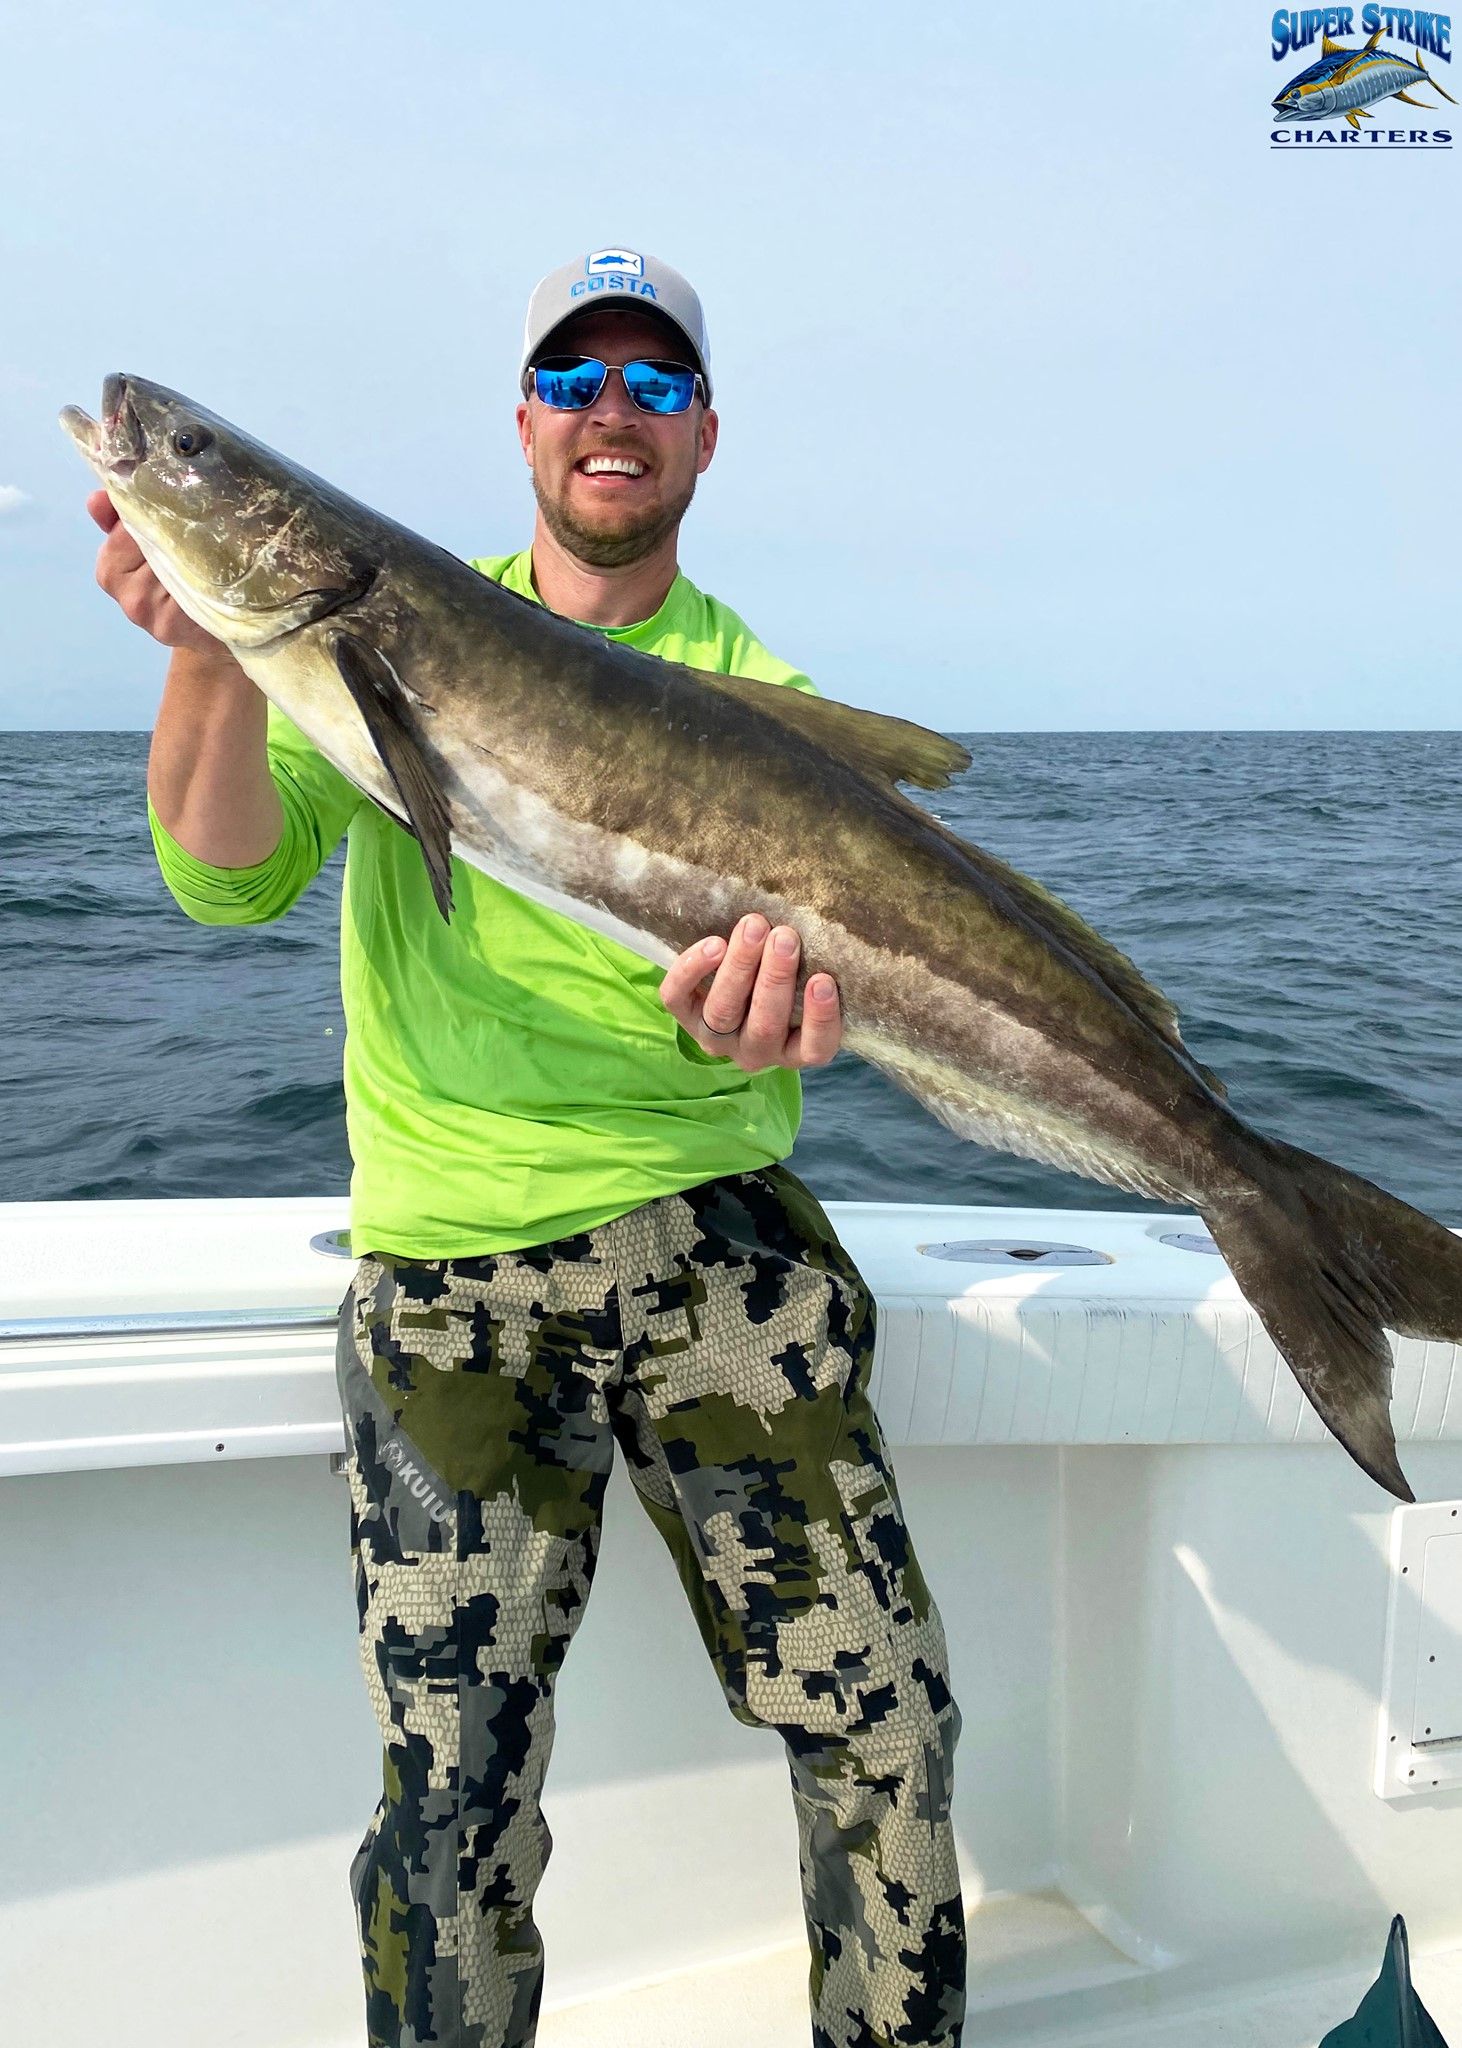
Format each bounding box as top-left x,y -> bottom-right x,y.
147,548 -> 818,1258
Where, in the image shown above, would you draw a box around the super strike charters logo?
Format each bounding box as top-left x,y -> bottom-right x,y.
1271,6 -> 1455,143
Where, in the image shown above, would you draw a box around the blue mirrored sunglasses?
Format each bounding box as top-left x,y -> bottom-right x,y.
529,355 -> 705,416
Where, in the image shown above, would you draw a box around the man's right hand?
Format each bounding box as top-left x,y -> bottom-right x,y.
92,489 -> 283,866
88,489 -> 222,654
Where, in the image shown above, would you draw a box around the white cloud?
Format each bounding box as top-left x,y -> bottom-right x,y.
0,485 -> 31,518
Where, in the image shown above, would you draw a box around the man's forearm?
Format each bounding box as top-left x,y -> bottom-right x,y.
147,646 -> 284,868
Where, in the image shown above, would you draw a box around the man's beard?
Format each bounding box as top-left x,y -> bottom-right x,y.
533,463 -> 697,569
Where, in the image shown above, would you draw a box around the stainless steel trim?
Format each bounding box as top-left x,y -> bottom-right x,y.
0,1306 -> 340,1342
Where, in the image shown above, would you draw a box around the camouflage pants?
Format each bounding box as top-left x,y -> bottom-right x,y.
335,1163 -> 966,2048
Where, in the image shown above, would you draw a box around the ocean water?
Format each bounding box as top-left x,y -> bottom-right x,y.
3,729 -> 1460,1222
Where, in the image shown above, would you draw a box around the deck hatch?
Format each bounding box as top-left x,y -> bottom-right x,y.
916,1239 -> 1112,1267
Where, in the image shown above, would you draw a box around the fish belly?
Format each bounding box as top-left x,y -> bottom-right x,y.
843,1020 -> 1200,1203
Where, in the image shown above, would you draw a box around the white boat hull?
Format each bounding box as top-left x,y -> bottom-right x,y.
3,1196 -> 1461,2045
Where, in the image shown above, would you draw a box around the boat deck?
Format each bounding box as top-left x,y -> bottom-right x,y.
537,1918 -> 1462,2048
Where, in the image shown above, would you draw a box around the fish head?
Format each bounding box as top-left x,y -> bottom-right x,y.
60,374 -> 377,650
1261,78 -> 1335,118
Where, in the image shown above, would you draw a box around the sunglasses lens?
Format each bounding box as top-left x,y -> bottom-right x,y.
533,357 -> 607,409
622,361 -> 698,415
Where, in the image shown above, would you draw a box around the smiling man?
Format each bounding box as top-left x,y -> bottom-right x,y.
92,247 -> 965,2048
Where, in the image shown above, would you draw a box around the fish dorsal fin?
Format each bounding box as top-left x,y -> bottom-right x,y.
691,668 -> 1222,1093
1332,26 -> 1383,78
953,834 -> 1229,1099
690,670 -> 972,791
695,670 -> 1225,1095
1322,31 -> 1346,53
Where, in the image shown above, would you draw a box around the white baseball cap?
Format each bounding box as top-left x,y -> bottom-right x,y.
520,248 -> 713,402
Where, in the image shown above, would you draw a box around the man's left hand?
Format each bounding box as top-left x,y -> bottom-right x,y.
659,916 -> 842,1071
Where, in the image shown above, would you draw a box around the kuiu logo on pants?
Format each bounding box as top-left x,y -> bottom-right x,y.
381,1436 -> 453,1525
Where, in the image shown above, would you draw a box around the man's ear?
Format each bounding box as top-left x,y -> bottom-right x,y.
515,400 -> 534,468
696,406 -> 719,476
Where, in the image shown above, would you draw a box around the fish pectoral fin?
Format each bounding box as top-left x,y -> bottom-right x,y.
1391,87 -> 1433,106
689,670 -> 972,791
1331,49 -> 1379,81
330,630 -> 455,921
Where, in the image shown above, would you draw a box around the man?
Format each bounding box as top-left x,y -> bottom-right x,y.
89,249 -> 966,2048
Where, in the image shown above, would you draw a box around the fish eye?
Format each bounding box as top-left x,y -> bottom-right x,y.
172,426 -> 213,457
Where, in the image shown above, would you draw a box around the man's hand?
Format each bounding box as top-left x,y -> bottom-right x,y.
88,489 -> 223,654
87,488 -> 278,863
660,916 -> 842,1071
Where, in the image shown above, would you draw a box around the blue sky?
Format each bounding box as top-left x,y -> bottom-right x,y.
0,1 -> 1456,731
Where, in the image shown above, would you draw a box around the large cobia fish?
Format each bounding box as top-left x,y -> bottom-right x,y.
63,373 -> 1462,1504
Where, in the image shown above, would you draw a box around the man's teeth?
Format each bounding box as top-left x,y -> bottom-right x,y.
580,456 -> 645,477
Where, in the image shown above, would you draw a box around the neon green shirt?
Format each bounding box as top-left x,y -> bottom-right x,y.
147,549 -> 819,1258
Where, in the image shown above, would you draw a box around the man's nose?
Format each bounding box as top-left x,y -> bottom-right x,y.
587,365 -> 638,426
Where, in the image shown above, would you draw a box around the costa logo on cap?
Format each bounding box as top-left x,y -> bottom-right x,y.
585,249 -> 644,277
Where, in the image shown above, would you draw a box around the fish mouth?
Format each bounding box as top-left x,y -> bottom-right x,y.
58,372 -> 146,483
58,404 -> 100,461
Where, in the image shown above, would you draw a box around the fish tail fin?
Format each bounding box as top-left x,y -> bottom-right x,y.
1429,65 -> 1458,105
1201,1138 -> 1462,1503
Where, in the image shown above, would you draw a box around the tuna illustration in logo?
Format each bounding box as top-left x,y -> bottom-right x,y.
1273,27 -> 1457,129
